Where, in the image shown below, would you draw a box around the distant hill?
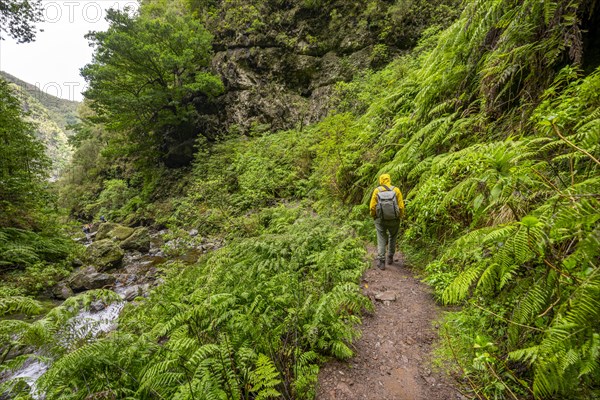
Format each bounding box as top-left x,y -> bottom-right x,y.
1,71 -> 80,179
0,71 -> 80,131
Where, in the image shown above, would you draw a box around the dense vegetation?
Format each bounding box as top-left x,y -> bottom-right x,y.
0,0 -> 76,311
1,0 -> 599,398
0,72 -> 79,132
0,81 -> 74,308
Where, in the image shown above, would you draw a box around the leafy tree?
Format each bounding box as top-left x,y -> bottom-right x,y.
0,79 -> 49,228
81,9 -> 224,162
0,0 -> 42,43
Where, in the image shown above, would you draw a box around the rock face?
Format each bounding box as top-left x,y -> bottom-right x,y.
165,0 -> 462,166
85,239 -> 125,271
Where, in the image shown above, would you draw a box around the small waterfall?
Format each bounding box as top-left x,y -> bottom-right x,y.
3,301 -> 125,399
57,302 -> 125,347
8,360 -> 48,398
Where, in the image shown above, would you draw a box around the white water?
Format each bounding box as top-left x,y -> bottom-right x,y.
58,302 -> 125,346
9,359 -> 48,398
5,301 -> 125,398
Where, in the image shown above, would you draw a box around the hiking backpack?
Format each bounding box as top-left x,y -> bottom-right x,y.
376,185 -> 400,220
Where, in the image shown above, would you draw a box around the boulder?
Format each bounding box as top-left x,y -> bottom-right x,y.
95,222 -> 119,241
71,258 -> 83,267
111,225 -> 135,241
120,227 -> 151,252
69,266 -> 116,291
86,239 -> 124,271
95,223 -> 134,241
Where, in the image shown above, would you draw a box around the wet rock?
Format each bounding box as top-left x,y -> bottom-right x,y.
120,286 -> 136,301
86,239 -> 124,271
90,300 -> 106,312
69,267 -> 116,291
52,282 -> 74,300
120,285 -> 142,301
145,267 -> 158,280
120,228 -> 151,252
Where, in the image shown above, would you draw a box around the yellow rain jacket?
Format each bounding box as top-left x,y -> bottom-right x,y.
369,174 -> 405,219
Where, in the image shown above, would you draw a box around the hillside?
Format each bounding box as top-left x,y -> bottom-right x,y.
1,72 -> 79,178
0,71 -> 79,130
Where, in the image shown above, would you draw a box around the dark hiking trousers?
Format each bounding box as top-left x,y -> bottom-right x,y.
374,217 -> 399,261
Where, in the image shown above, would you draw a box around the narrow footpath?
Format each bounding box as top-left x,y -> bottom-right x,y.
316,248 -> 463,400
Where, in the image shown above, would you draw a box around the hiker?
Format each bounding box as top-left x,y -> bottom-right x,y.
100,215 -> 106,223
82,224 -> 90,234
369,173 -> 405,270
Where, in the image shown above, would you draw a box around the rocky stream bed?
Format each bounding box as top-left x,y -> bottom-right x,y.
1,223 -> 222,398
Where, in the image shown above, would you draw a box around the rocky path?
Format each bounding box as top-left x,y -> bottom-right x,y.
316,249 -> 462,400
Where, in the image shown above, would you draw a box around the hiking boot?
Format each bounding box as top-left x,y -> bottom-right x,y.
377,259 -> 385,270
387,254 -> 394,265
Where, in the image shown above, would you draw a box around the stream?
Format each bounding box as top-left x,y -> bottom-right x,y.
1,227 -> 217,399
6,302 -> 125,399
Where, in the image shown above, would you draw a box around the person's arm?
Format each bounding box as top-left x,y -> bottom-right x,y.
395,187 -> 405,218
369,188 -> 379,218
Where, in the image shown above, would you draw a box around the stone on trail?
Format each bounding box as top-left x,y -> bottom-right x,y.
374,290 -> 397,301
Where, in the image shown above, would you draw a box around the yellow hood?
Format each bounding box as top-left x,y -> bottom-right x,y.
379,174 -> 391,186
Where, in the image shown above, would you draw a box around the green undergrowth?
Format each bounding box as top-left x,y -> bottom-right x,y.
2,206 -> 371,399
296,0 -> 600,396
10,0 -> 598,397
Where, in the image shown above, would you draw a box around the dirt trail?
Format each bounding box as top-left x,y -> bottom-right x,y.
316,249 -> 463,400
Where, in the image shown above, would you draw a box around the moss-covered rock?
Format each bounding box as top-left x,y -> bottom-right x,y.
95,223 -> 119,241
120,227 -> 151,252
86,239 -> 124,271
95,223 -> 135,241
111,225 -> 135,240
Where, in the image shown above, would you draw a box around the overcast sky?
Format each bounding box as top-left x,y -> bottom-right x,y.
0,1 -> 139,102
